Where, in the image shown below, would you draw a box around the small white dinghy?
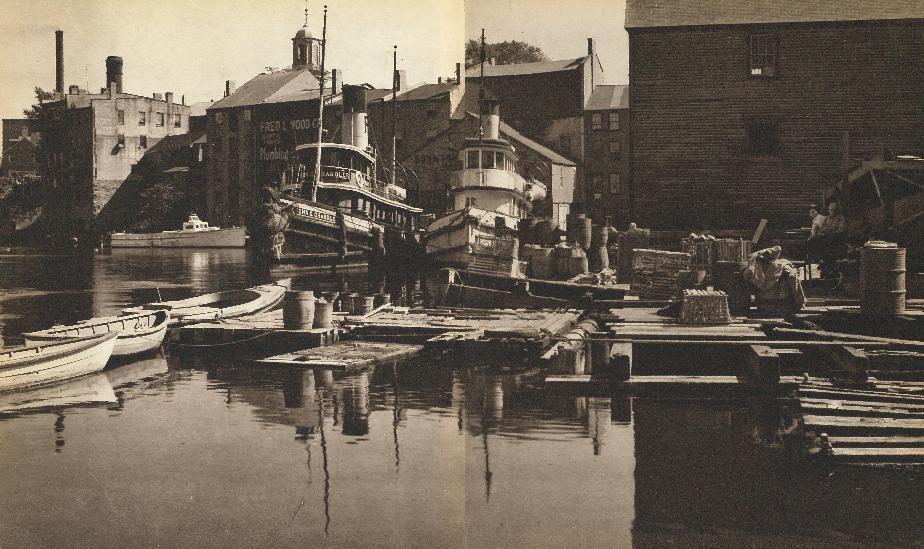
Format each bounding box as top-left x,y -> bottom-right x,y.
0,332 -> 120,393
124,279 -> 292,326
23,310 -> 170,358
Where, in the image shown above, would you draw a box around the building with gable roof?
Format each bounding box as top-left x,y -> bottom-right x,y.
583,84 -> 630,223
626,0 -> 924,230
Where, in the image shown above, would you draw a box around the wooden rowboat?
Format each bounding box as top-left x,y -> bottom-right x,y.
124,278 -> 292,325
23,310 -> 170,358
0,332 -> 120,393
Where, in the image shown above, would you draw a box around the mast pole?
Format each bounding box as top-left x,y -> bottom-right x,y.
391,45 -> 398,186
479,29 -> 485,140
312,4 -> 328,202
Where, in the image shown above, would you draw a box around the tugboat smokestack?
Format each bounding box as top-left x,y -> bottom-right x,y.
341,85 -> 368,150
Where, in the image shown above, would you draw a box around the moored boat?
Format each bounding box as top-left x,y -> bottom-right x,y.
23,310 -> 170,358
0,332 -> 120,393
110,214 -> 246,248
124,279 -> 292,325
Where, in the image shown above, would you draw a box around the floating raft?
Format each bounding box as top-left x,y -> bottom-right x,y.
800,382 -> 924,463
169,309 -> 339,356
257,342 -> 423,372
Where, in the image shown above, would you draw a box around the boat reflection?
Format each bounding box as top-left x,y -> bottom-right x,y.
0,372 -> 117,415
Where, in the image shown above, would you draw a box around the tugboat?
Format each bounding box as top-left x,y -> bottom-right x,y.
257,84 -> 423,269
424,89 -> 546,277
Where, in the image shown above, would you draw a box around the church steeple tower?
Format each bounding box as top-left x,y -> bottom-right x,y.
292,3 -> 322,72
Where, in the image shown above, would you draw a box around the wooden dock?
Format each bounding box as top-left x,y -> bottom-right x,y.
169,309 -> 339,357
257,341 -> 424,372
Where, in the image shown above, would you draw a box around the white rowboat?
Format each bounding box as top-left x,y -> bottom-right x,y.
124,279 -> 292,325
23,310 -> 170,358
0,332 -> 120,393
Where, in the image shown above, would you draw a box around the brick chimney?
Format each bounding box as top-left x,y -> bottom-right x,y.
165,92 -> 174,104
331,69 -> 341,95
105,56 -> 123,93
55,30 -> 64,95
225,80 -> 236,97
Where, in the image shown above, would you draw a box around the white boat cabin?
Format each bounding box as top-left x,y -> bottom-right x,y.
182,214 -> 214,232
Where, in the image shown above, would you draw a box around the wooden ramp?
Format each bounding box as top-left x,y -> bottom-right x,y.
257,342 -> 423,372
799,382 -> 924,463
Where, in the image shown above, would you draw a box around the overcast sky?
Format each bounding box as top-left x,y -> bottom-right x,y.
0,0 -> 628,123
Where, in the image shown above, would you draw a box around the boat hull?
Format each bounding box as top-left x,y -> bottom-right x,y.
0,332 -> 120,393
23,310 -> 169,357
110,227 -> 246,248
124,279 -> 291,325
426,215 -> 522,277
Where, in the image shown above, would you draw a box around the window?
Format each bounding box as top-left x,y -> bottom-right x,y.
609,173 -> 621,193
229,112 -> 238,132
482,150 -> 495,169
214,112 -> 224,124
560,135 -> 572,155
609,112 -> 620,131
426,109 -> 437,119
138,111 -> 146,126
591,139 -> 603,154
117,110 -> 125,125
591,112 -> 603,131
117,134 -> 125,147
174,114 -> 182,128
139,135 -> 147,149
749,32 -> 777,77
590,173 -> 603,192
609,139 -> 621,159
467,150 -> 479,168
495,151 -> 505,170
156,112 -> 165,127
746,117 -> 781,155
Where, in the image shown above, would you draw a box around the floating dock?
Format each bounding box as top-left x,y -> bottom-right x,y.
257,341 -> 424,372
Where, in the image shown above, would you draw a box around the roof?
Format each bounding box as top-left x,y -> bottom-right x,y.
465,57 -> 588,78
586,85 -> 629,111
373,83 -> 459,103
625,0 -> 924,29
208,68 -> 321,110
462,111 -> 575,167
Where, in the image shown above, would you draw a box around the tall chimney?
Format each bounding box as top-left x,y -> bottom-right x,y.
587,37 -> 594,56
480,96 -> 500,140
225,80 -> 236,97
341,85 -> 368,150
165,91 -> 173,104
330,69 -> 341,95
55,30 -> 64,95
105,56 -> 123,93
455,62 -> 462,85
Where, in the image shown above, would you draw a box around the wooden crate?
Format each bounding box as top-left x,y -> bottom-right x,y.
678,289 -> 731,324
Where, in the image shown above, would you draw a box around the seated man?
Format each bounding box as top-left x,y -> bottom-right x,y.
743,246 -> 806,317
805,204 -> 826,278
816,201 -> 848,277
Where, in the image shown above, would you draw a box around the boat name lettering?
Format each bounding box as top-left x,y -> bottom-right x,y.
322,167 -> 351,181
291,203 -> 337,225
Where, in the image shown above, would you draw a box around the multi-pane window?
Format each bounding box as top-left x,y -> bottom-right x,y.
138,111 -> 146,126
117,110 -> 125,125
608,112 -> 620,130
559,135 -> 571,155
591,112 -> 603,131
749,33 -> 777,77
609,173 -> 621,193
481,150 -> 495,169
156,112 -> 165,127
609,139 -> 621,159
467,150 -> 479,168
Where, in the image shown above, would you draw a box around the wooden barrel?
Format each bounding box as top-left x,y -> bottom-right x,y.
576,218 -> 593,250
588,246 -> 609,272
569,247 -> 590,277
373,292 -> 390,308
359,296 -> 376,315
552,245 -> 572,280
712,261 -> 750,314
860,241 -> 906,315
522,245 -> 554,279
312,299 -> 334,329
344,292 -> 361,314
566,213 -> 586,244
282,291 -> 315,329
591,224 -> 609,247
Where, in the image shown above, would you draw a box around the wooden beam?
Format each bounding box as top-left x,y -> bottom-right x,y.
826,345 -> 869,382
803,414 -> 924,433
742,345 -> 780,387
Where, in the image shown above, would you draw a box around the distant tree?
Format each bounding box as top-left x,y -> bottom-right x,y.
465,39 -> 548,69
22,87 -> 54,120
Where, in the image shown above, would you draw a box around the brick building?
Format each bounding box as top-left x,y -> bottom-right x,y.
626,0 -> 924,230
583,85 -> 629,224
1,119 -> 40,178
36,50 -> 191,236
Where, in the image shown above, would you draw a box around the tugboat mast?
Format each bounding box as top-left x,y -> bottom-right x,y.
311,4 -> 329,202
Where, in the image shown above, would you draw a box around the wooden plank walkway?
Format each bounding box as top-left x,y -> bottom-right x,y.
544,374 -> 803,396
169,309 -> 340,355
257,342 -> 423,372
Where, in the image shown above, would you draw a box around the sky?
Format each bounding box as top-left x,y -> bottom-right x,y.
0,0 -> 628,123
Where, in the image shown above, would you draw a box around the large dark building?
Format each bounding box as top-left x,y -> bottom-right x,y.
626,1 -> 924,230
1,119 -> 40,179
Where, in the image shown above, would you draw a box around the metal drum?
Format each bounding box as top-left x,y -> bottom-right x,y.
860,241 -> 906,315
712,261 -> 750,315
312,299 -> 334,329
591,224 -> 609,248
588,246 -> 609,272
570,247 -> 590,276
282,290 -> 315,329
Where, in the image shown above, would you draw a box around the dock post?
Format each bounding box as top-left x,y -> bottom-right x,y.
742,345 -> 781,388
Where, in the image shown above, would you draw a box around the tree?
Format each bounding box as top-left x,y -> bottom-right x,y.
465,39 -> 548,69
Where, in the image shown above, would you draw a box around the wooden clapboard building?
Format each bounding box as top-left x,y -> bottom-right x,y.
626,1 -> 924,230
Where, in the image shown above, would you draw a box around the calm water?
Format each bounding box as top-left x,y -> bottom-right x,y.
1,249 -> 923,548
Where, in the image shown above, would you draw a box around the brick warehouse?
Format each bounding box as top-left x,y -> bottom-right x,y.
583,84 -> 630,224
36,33 -> 191,237
626,0 -> 924,231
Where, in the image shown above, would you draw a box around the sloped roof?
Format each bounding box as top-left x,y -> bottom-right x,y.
465,57 -> 588,78
586,85 -> 629,111
208,68 -> 321,110
625,0 -> 924,29
373,83 -> 459,103
462,111 -> 575,167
